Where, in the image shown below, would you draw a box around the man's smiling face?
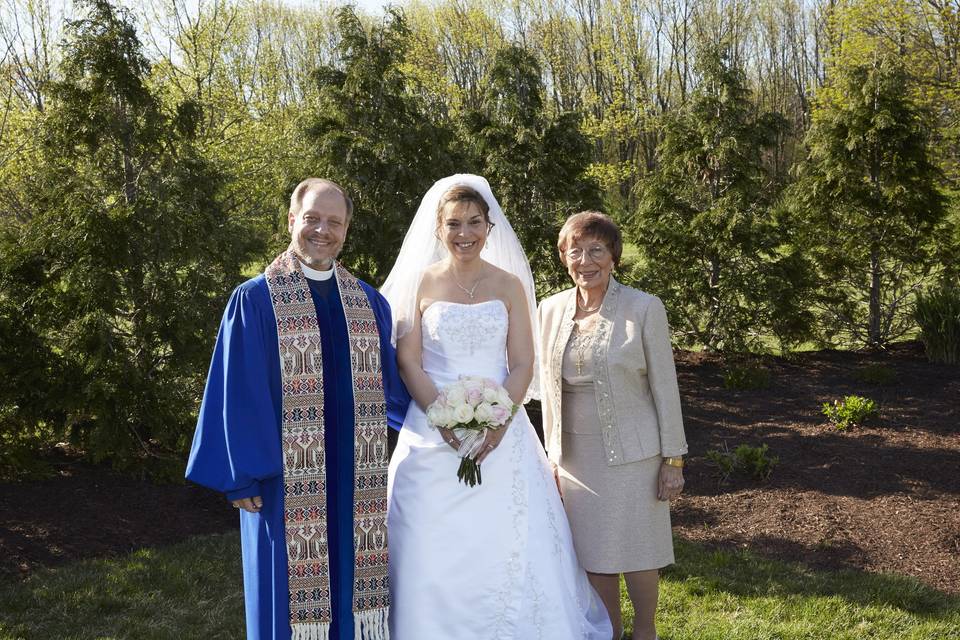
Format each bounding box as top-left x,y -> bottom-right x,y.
288,185 -> 350,269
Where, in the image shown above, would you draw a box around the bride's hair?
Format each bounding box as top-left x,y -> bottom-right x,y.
436,185 -> 491,228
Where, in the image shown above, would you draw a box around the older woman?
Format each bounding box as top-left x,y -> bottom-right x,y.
537,211 -> 687,640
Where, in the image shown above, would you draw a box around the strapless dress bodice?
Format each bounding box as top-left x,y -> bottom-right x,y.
420,299 -> 509,386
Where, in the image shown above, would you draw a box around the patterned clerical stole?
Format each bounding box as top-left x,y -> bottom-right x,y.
265,248 -> 390,640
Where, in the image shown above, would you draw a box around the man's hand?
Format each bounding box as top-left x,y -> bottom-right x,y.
231,496 -> 263,513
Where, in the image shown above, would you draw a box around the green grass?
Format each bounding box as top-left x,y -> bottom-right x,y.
0,534 -> 245,640
625,539 -> 960,639
2,534 -> 957,639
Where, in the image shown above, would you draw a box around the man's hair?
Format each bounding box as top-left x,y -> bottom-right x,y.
288,178 -> 354,222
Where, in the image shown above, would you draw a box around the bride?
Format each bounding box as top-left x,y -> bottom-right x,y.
381,175 -> 612,639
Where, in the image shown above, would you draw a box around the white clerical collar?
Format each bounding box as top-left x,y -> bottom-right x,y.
299,260 -> 335,281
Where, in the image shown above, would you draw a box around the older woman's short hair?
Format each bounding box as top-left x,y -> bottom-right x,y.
436,185 -> 491,228
557,211 -> 623,267
289,178 -> 354,222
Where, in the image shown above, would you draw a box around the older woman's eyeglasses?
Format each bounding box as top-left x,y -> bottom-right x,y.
565,245 -> 609,262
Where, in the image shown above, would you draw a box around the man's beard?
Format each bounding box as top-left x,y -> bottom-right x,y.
290,243 -> 338,270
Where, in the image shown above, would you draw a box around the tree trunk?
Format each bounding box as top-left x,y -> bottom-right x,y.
869,247 -> 881,346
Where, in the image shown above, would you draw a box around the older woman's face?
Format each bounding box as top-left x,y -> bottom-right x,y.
564,236 -> 614,292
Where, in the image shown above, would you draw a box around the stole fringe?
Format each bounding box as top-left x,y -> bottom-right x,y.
290,622 -> 330,640
355,607 -> 389,640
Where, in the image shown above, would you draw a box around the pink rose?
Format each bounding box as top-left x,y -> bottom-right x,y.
490,404 -> 511,425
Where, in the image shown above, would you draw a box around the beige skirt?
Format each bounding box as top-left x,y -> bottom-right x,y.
558,385 -> 675,573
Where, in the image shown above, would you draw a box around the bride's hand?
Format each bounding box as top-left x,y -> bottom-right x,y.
438,427 -> 461,451
475,425 -> 508,464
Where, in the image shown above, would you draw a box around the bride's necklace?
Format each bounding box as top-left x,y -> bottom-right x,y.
451,268 -> 485,300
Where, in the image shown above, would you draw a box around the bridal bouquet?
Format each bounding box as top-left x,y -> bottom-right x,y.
426,376 -> 518,487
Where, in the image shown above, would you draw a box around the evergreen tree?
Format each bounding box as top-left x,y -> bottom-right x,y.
0,0 -> 257,473
791,54 -> 946,347
304,6 -> 458,284
462,45 -> 601,295
633,45 -> 811,351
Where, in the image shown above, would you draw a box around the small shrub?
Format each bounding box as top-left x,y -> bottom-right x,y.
854,363 -> 897,386
822,395 -> 878,430
915,286 -> 960,364
706,443 -> 778,481
705,447 -> 736,480
723,363 -> 771,390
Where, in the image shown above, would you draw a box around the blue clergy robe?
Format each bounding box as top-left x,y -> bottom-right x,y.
186,271 -> 409,640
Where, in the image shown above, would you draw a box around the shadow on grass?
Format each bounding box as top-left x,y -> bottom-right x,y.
0,533 -> 245,640
666,537 -> 959,618
3,532 -> 958,639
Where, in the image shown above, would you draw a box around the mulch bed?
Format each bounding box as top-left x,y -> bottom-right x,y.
672,341 -> 960,594
1,340 -> 957,594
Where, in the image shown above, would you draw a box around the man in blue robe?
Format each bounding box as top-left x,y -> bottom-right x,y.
186,178 -> 409,640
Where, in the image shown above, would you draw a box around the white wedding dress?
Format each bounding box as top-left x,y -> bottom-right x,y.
387,300 -> 612,640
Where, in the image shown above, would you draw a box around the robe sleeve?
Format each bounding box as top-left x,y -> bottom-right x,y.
185,278 -> 284,500
361,281 -> 411,431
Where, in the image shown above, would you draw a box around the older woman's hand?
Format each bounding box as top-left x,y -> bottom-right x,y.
657,464 -> 684,501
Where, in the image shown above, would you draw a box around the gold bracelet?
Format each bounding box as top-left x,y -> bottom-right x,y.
662,456 -> 685,468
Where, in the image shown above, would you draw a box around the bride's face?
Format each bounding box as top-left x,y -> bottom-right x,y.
439,201 -> 489,261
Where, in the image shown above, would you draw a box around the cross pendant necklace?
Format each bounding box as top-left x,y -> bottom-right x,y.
452,270 -> 483,300
572,332 -> 589,375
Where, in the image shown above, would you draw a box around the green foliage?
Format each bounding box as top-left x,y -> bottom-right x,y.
304,6 -> 459,285
914,285 -> 960,364
722,363 -> 772,390
0,0 -> 258,474
633,44 -> 813,351
462,45 -> 601,295
705,443 -> 779,481
790,54 -> 946,348
0,412 -> 54,481
822,395 -> 879,430
854,363 -> 897,386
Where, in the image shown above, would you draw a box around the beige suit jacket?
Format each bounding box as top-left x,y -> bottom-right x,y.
537,278 -> 687,466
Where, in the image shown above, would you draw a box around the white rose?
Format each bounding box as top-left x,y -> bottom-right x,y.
426,402 -> 446,428
482,387 -> 500,403
439,405 -> 459,427
474,402 -> 495,424
445,386 -> 467,406
496,388 -> 513,407
452,403 -> 475,424
462,376 -> 483,390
